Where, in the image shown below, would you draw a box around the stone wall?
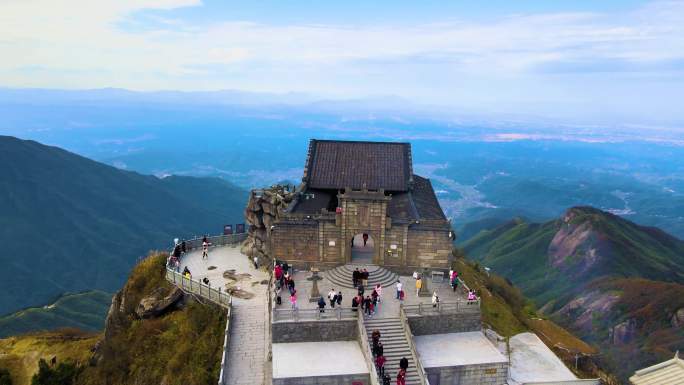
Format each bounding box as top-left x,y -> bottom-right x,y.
272,319 -> 358,343
270,221 -> 320,265
425,362 -> 508,385
408,312 -> 481,335
273,373 -> 370,385
405,226 -> 453,270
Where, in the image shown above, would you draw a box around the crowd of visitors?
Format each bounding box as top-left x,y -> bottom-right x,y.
371,328 -> 410,385
352,268 -> 370,287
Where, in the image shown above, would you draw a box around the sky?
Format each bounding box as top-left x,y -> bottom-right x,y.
1,0 -> 684,125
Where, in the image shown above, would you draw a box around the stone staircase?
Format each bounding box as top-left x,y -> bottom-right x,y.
324,264 -> 399,290
365,317 -> 422,385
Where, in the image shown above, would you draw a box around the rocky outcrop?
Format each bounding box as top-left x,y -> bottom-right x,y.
553,290 -> 621,332
242,185 -> 294,261
671,308 -> 684,327
609,318 -> 637,345
135,287 -> 183,319
547,209 -> 606,274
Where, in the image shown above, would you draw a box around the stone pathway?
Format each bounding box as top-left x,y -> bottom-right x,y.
179,245 -> 270,385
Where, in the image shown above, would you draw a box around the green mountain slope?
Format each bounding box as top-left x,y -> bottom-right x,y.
0,291 -> 111,338
462,206 -> 684,381
0,135 -> 247,317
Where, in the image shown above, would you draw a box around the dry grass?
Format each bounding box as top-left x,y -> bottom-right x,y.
0,329 -> 98,385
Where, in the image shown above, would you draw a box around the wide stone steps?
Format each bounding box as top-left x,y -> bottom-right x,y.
324,264 -> 399,290
365,317 -> 422,385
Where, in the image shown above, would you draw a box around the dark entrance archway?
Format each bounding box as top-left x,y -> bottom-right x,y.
350,233 -> 374,264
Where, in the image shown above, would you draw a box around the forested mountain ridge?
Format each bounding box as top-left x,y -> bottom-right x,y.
462,206 -> 684,381
0,135 -> 247,318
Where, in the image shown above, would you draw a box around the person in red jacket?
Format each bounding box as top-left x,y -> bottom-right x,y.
396,368 -> 406,385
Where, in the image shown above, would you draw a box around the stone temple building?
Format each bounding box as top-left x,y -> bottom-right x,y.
264,139 -> 453,272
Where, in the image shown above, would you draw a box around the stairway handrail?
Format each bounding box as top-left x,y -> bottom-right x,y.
399,304 -> 429,385
165,268 -> 231,309
358,312 -> 381,385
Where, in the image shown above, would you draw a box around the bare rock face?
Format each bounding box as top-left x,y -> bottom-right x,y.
135,287 -> 183,319
243,185 -> 294,261
553,290 -> 620,332
672,308 -> 684,327
609,318 -> 637,345
547,210 -> 605,274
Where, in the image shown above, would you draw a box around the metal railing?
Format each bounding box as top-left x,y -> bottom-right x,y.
217,306 -> 232,385
357,311 -> 380,385
272,307 -> 358,323
399,305 -> 429,385
180,233 -> 247,251
403,300 -> 480,316
165,268 -> 232,309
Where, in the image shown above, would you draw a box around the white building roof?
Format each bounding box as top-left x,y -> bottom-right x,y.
508,332 -> 580,385
414,331 -> 508,368
630,352 -> 684,385
272,341 -> 369,379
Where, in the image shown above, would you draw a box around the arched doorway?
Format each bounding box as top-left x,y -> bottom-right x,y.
351,233 -> 374,264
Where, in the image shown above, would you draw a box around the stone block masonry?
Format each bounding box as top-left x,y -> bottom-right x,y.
408,312 -> 481,335
426,362 -> 508,385
273,373 -> 370,385
272,319 -> 358,343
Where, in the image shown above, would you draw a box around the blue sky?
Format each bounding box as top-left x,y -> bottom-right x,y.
1,0 -> 683,125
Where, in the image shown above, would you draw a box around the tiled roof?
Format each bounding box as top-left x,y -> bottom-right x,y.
630,352 -> 684,385
411,175 -> 447,220
304,139 -> 412,191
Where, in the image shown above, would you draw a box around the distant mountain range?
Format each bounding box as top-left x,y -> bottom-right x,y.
462,206 -> 684,381
0,136 -> 247,321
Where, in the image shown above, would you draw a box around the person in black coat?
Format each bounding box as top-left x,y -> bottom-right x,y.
317,296 -> 326,313
336,291 -> 343,306
400,357 -> 409,370
373,341 -> 383,357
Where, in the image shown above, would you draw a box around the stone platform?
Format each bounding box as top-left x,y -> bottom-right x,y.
324,264 -> 399,289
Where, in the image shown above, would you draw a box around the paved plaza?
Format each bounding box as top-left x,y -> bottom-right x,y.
180,244 -> 270,385
274,266 -> 468,318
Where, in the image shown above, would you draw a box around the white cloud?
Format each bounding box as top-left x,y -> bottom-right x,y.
0,0 -> 683,121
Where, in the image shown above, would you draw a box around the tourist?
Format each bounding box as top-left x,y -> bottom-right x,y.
371,289 -> 379,313
181,240 -> 186,254
202,277 -> 210,285
374,341 -> 383,357
415,276 -> 422,296
317,296 -> 326,313
432,290 -> 439,308
202,239 -> 209,260
358,284 -> 365,297
336,291 -> 343,307
375,284 -> 383,303
353,268 -> 360,287
328,289 -> 337,308
371,329 -> 381,347
283,262 -> 289,275
396,368 -> 406,385
202,235 -> 207,244
382,374 -> 391,385
173,244 -> 181,261
467,289 -> 477,304
362,269 -> 369,287
395,280 -> 402,299
290,290 -> 298,310
375,354 -> 386,378
275,286 -> 282,306
451,271 -> 459,292
400,357 -> 409,371
362,233 -> 369,247
253,256 -> 259,269
274,264 -> 283,286
182,266 -> 191,278
351,296 -> 359,312
364,296 -> 372,316
287,277 -> 296,295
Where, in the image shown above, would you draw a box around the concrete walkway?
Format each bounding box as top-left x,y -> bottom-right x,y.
180,245 -> 270,385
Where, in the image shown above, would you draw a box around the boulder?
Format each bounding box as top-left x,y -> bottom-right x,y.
610,318 -> 637,345
135,287 -> 183,319
672,308 -> 684,327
